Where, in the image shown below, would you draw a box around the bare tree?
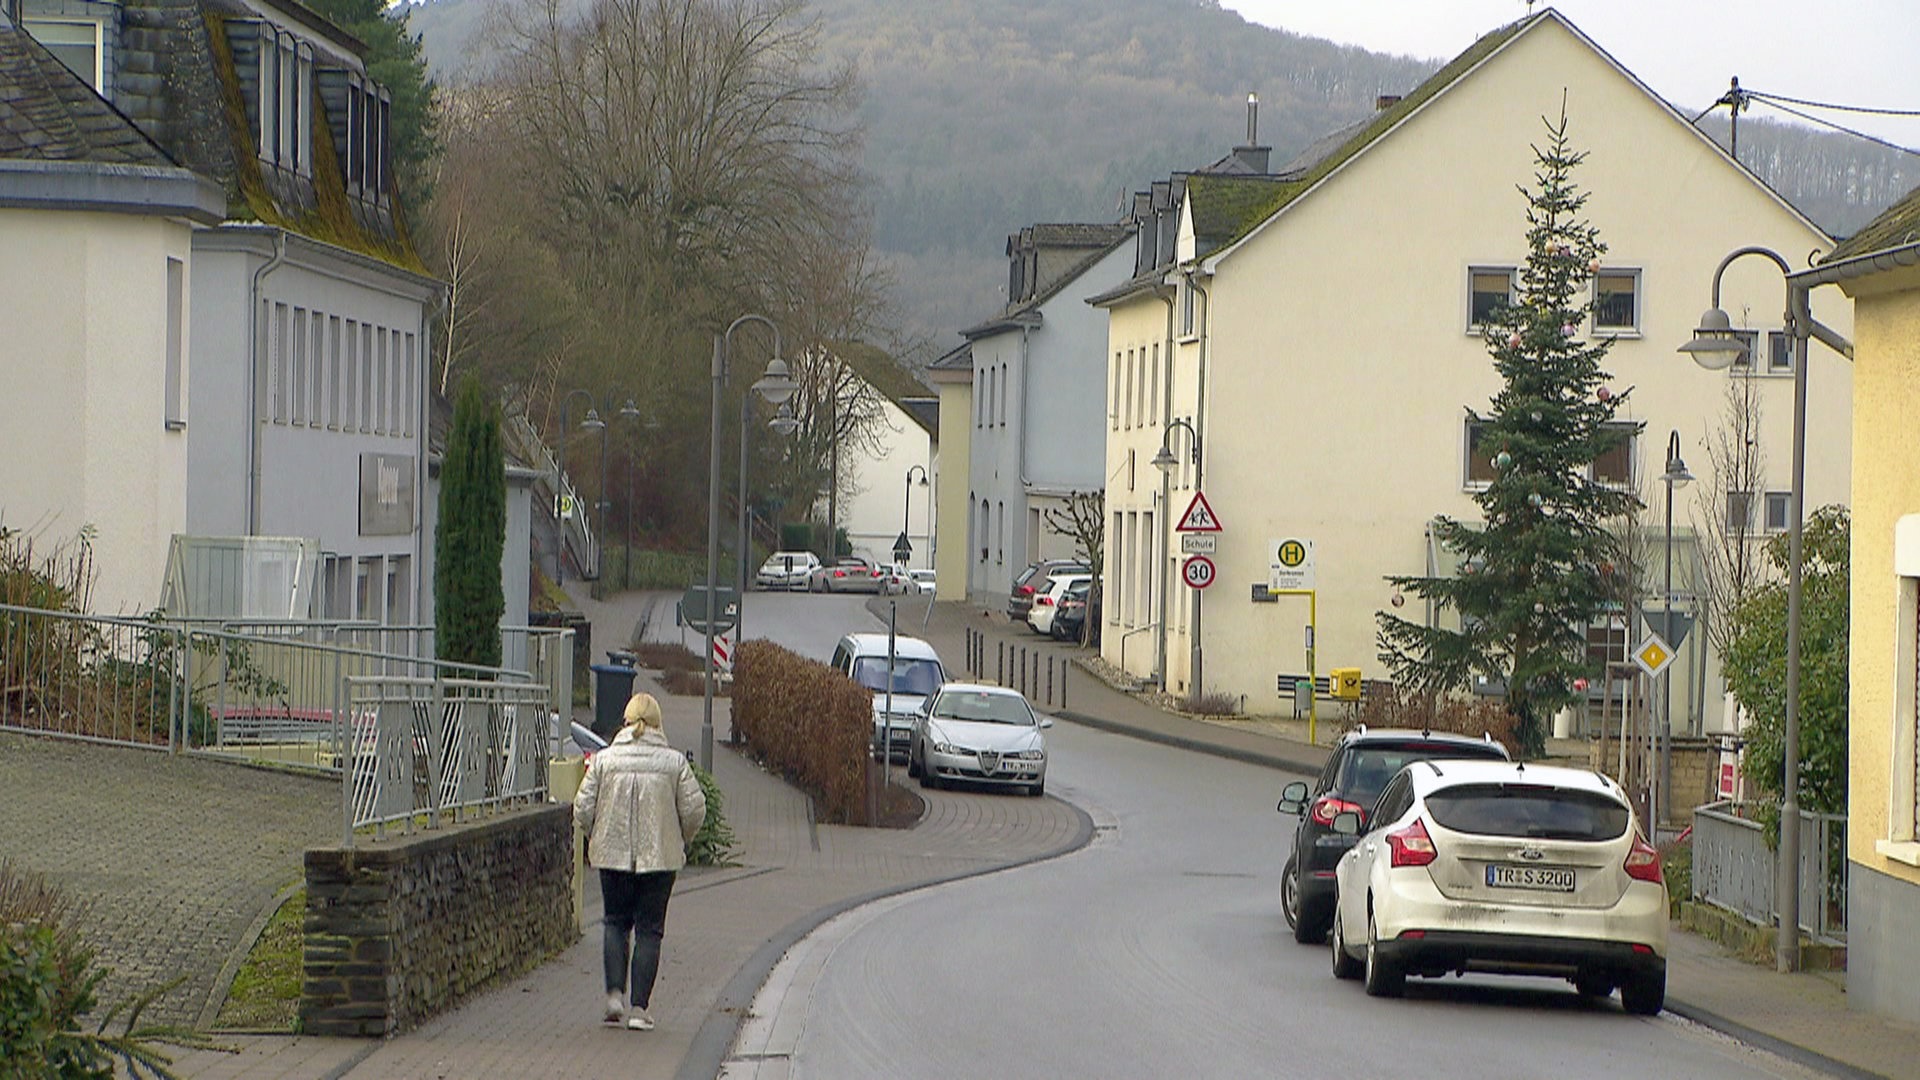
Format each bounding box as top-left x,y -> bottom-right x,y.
1691,374 -> 1768,662
1041,491 -> 1104,579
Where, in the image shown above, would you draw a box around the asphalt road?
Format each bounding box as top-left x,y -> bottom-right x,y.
722,593 -> 1828,1080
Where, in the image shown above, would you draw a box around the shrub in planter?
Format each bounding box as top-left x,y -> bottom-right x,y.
1354,684 -> 1520,757
732,640 -> 872,823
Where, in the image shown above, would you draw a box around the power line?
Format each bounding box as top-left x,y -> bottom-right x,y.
1745,94 -> 1920,158
1741,90 -> 1920,119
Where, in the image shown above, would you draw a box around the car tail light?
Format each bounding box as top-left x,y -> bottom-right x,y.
1386,819 -> 1437,868
1016,583 -> 1035,597
1035,597 -> 1053,607
1624,836 -> 1664,884
1309,795 -> 1365,827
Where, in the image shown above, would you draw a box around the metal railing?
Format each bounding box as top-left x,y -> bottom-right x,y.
1691,800 -> 1848,943
2,603 -> 566,847
508,412 -> 597,579
344,675 -> 551,842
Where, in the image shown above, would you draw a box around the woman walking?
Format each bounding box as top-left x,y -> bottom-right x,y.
574,691 -> 706,1030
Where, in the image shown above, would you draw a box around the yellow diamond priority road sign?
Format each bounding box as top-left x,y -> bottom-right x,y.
1633,634 -> 1675,678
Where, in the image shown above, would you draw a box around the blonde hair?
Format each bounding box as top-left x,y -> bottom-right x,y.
622,692 -> 663,731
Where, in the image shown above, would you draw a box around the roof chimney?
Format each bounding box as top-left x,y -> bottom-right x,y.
1230,90 -> 1271,173
1376,94 -> 1403,111
1246,91 -> 1258,144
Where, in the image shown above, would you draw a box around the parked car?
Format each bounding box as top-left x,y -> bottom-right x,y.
877,562 -> 917,594
1025,572 -> 1092,636
756,550 -> 821,591
908,682 -> 1051,797
1328,758 -> 1667,1014
831,632 -> 947,760
810,556 -> 888,594
1008,559 -> 1090,621
1276,728 -> 1509,944
1051,579 -> 1098,643
908,569 -> 937,595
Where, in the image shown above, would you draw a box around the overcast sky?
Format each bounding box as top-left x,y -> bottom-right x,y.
1219,0 -> 1920,151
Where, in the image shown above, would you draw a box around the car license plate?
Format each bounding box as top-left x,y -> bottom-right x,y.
1486,864 -> 1575,892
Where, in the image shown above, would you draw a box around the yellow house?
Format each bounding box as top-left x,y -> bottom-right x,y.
1811,183 -> 1920,1026
927,341 -> 974,601
1094,9 -> 1852,741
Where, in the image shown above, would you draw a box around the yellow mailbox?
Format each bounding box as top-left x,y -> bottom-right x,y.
1331,667 -> 1363,702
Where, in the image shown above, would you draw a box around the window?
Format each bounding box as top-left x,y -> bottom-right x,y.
1464,420 -> 1494,486
1110,511 -> 1123,623
290,308 -> 307,423
341,319 -> 357,430
375,327 -> 389,433
1148,343 -> 1160,423
1140,510 -> 1154,623
999,362 -> 1008,425
1591,424 -> 1636,487
1179,281 -> 1196,338
978,498 -> 989,562
1585,613 -> 1628,670
1593,269 -> 1640,334
1767,331 -> 1794,373
1726,490 -> 1754,533
1728,329 -> 1758,370
311,314 -> 326,427
164,258 -> 184,429
270,302 -> 289,423
1468,266 -> 1515,330
1110,352 -> 1121,430
1123,349 -> 1135,429
995,501 -> 1004,564
360,322 -> 374,432
24,19 -> 102,90
1765,491 -> 1792,533
403,332 -> 416,436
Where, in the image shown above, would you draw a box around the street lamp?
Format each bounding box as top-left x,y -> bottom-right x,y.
1152,418 -> 1201,691
901,465 -> 929,568
555,388 -> 600,586
704,314 -> 797,771
1656,430 -> 1692,837
616,399 -> 647,589
1679,245 -> 1852,973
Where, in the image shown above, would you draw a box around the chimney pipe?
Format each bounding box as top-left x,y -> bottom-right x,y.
1246,91 -> 1259,145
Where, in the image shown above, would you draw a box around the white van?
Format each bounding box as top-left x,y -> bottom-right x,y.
831,632 -> 947,761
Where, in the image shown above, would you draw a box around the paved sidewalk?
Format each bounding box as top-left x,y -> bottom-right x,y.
920,598 -> 1914,1080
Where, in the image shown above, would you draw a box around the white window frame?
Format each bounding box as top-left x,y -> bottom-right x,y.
1466,265 -> 1516,334
1591,267 -> 1642,337
1767,330 -> 1795,374
23,19 -> 104,90
1463,418 -> 1494,491
1178,281 -> 1198,341
1590,423 -> 1637,490
1764,491 -> 1792,533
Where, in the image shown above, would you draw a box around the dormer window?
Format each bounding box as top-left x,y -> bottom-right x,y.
23,19 -> 103,91
344,73 -> 391,204
256,27 -> 313,178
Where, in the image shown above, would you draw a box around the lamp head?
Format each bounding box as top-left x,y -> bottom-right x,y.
769,402 -> 800,437
1679,307 -> 1746,371
1151,445 -> 1178,474
619,398 -> 642,421
752,357 -> 799,406
581,409 -> 606,431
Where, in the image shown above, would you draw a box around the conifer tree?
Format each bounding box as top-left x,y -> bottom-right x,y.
1376,108 -> 1637,757
436,377 -> 506,669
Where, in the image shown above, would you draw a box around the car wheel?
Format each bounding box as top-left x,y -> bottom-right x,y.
906,750 -> 921,779
1620,968 -> 1665,1016
1362,907 -> 1404,998
1281,855 -> 1301,930
918,760 -> 940,790
1330,902 -> 1362,980
1573,973 -> 1614,998
1027,778 -> 1045,798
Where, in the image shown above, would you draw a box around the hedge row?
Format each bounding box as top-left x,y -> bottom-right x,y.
732,640 -> 872,824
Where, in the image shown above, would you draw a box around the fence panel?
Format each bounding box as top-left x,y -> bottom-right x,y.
0,604 -> 182,750
1692,800 -> 1848,944
346,675 -> 550,839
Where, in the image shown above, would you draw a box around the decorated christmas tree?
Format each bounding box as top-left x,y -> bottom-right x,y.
1376,108 -> 1638,758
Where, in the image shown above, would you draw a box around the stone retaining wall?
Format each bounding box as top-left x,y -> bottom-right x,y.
301,804 -> 576,1036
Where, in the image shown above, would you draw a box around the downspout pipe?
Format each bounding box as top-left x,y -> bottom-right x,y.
246,229 -> 289,535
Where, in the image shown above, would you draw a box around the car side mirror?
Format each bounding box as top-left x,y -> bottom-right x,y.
1276,780 -> 1309,814
1330,811 -> 1362,837
1039,717 -> 1053,729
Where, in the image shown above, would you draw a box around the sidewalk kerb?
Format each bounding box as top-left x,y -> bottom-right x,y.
1663,997 -> 1888,1080
677,796 -> 1098,1080
1054,709 -> 1325,777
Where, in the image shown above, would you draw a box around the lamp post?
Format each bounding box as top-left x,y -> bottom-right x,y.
1657,430 -> 1693,836
704,315 -> 797,772
1151,418 -> 1201,691
555,388 -> 599,586
902,465 -> 929,569
1679,246 -> 1852,973
616,399 -> 645,589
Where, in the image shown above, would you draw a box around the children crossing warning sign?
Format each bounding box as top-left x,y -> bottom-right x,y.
1176,491 -> 1222,532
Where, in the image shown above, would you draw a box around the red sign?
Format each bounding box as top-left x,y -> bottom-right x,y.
1182,555 -> 1216,589
1718,762 -> 1736,798
1176,491 -> 1222,533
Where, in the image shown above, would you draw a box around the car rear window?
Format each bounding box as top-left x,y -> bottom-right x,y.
1336,742 -> 1507,807
1424,783 -> 1630,841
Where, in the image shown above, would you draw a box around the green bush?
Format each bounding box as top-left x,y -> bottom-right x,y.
685,764 -> 738,867
731,640 -> 872,824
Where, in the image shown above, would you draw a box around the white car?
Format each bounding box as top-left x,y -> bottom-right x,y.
756,551 -> 820,591
1328,759 -> 1667,1014
908,682 -> 1051,797
831,632 -> 947,762
1025,573 -> 1091,636
908,569 -> 936,594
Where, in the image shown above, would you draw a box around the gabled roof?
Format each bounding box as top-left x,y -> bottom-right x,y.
900,397 -> 939,438
1826,183 -> 1920,263
1200,7 -> 1829,268
962,224 -> 1131,339
834,341 -> 938,436
0,25 -> 174,166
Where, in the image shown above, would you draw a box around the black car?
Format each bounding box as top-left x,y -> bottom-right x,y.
1009,559 -> 1089,621
1051,579 -> 1099,644
1275,727 -> 1509,944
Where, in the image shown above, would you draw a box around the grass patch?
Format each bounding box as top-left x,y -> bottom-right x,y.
214,890 -> 305,1033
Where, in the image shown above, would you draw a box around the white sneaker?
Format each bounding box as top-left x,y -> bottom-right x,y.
604,993 -> 624,1026
626,1008 -> 655,1031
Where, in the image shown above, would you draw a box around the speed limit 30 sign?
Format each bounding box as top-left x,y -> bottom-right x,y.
1182,555 -> 1216,589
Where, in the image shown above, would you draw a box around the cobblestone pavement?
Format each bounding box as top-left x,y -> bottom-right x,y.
0,732 -> 338,1028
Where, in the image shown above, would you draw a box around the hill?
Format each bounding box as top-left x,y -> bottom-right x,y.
400,0 -> 1912,344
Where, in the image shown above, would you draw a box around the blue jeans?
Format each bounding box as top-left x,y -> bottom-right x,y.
600,869 -> 677,1007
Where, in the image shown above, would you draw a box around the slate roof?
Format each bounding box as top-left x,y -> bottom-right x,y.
927,339 -> 972,371
1825,183 -> 1920,263
1024,223 -> 1131,250
963,224 -> 1132,338
834,341 -> 937,436
0,24 -> 175,165
900,397 -> 939,438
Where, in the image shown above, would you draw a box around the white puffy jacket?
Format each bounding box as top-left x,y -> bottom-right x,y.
574,727 -> 707,873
